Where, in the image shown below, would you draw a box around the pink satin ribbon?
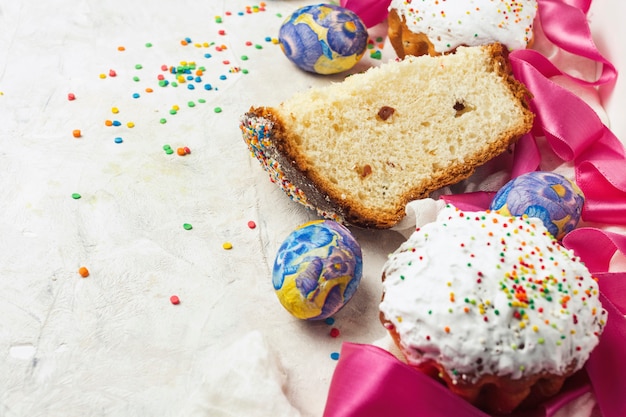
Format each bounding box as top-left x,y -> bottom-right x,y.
327,1 -> 626,416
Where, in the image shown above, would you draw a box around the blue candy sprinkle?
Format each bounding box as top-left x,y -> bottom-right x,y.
330,352 -> 340,361
204,53 -> 212,59
219,75 -> 227,80
112,120 -> 121,126
324,317 -> 335,325
204,84 -> 213,90
132,93 -> 140,99
187,84 -> 195,90
114,137 -> 123,143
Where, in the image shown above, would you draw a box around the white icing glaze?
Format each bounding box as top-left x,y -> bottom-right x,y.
389,0 -> 538,53
380,205 -> 606,383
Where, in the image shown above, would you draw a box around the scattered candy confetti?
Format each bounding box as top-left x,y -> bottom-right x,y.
67,93 -> 76,101
170,295 -> 180,305
183,223 -> 193,230
222,242 -> 233,250
71,193 -> 81,199
78,266 -> 90,278
247,220 -> 256,229
114,137 -> 123,143
330,328 -> 340,338
72,129 -> 82,138
330,352 -> 340,360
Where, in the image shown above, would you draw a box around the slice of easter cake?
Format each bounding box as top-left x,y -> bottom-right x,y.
240,43 -> 534,228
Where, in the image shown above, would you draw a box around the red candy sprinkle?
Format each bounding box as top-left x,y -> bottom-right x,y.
109,69 -> 117,77
170,295 -> 180,305
330,328 -> 340,338
68,93 -> 76,101
247,220 -> 257,229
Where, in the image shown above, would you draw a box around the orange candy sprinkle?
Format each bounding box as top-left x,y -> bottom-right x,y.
72,129 -> 82,138
78,266 -> 89,277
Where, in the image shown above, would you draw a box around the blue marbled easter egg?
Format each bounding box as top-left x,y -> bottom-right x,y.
272,220 -> 363,320
278,4 -> 368,74
490,171 -> 585,240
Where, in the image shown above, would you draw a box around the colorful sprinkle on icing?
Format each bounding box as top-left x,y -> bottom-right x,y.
390,0 -> 538,53
380,205 -> 606,383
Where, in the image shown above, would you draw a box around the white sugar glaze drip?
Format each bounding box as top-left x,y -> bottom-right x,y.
389,0 -> 538,53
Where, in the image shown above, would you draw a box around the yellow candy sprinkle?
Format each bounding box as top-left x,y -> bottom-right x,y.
127,122 -> 135,128
222,242 -> 233,250
112,107 -> 119,114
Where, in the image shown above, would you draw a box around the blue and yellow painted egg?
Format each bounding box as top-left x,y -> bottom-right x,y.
490,171 -> 585,240
278,4 -> 368,75
272,220 -> 363,320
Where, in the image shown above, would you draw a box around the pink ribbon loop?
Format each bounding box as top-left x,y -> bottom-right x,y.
538,0 -> 617,85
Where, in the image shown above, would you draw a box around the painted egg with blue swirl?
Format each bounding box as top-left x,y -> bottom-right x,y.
272,220 -> 363,320
278,4 -> 368,74
490,171 -> 585,240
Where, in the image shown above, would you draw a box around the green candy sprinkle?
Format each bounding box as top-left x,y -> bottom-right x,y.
214,107 -> 222,113
135,64 -> 143,70
159,118 -> 167,124
183,223 -> 193,230
71,193 -> 81,200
